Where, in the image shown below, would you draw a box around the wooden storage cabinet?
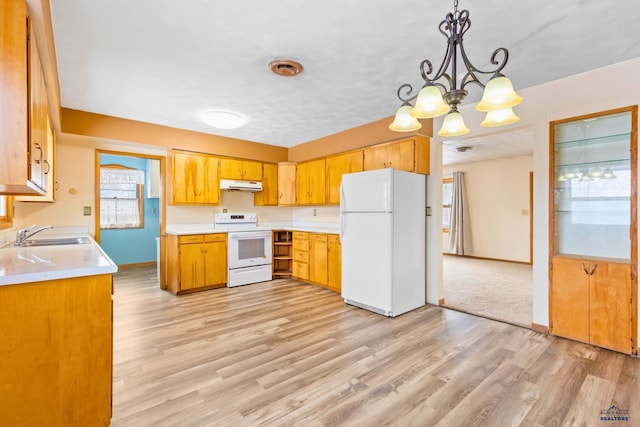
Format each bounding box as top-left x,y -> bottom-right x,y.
327,234 -> 341,292
170,150 -> 220,205
254,162 -> 278,206
167,233 -> 227,294
0,0 -> 51,195
273,230 -> 293,277
277,162 -> 296,206
309,233 -> 328,285
363,136 -> 429,175
292,231 -> 310,280
551,257 -> 631,353
296,159 -> 326,205
0,274 -> 113,426
325,151 -> 363,204
549,106 -> 637,354
219,158 -> 263,181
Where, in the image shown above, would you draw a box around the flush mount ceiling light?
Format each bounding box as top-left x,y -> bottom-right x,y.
269,59 -> 304,77
201,110 -> 247,129
389,0 -> 523,136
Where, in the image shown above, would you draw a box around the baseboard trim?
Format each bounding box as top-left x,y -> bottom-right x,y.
443,253 -> 531,266
531,323 -> 549,334
117,261 -> 156,269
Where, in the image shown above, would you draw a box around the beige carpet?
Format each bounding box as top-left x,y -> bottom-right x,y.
442,255 -> 533,328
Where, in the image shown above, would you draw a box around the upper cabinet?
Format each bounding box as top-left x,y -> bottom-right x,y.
296,159 -> 326,205
277,162 -> 296,206
169,150 -> 220,205
363,136 -> 429,175
549,106 -> 638,354
0,0 -> 51,195
325,151 -> 363,205
219,158 -> 262,181
254,163 -> 278,206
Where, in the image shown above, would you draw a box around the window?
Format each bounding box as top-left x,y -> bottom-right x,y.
0,196 -> 12,230
442,178 -> 453,231
100,165 -> 144,229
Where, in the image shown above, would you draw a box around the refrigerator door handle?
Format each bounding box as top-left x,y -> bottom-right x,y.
340,183 -> 345,242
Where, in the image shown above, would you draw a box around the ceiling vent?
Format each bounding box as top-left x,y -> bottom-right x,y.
269,59 -> 303,77
456,146 -> 472,152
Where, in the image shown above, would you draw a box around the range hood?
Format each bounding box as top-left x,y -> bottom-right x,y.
220,179 -> 263,192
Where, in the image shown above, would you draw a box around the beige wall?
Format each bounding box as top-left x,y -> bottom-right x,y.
442,156 -> 533,263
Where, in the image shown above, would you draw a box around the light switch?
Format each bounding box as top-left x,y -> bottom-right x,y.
83,206 -> 91,216
521,209 -> 529,216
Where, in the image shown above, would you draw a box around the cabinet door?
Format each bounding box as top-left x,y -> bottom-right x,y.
590,261 -> 631,353
325,151 -> 363,204
171,151 -> 219,205
254,163 -> 278,206
28,23 -> 48,192
203,239 -> 227,287
220,158 -> 262,181
179,243 -> 205,290
327,235 -> 341,292
308,160 -> 326,204
550,257 -> 590,344
278,163 -> 296,206
309,234 -> 328,285
363,144 -> 389,171
385,139 -> 415,172
296,162 -> 311,205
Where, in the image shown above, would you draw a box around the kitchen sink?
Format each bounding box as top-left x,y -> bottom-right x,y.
17,237 -> 92,247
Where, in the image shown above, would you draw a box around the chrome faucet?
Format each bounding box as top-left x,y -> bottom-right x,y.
15,225 -> 54,246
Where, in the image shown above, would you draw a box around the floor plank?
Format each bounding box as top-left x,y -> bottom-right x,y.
110,266 -> 640,426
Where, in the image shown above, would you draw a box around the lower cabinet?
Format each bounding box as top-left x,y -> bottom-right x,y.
292,231 -> 341,293
167,233 -> 227,294
0,274 -> 113,426
551,257 -> 632,354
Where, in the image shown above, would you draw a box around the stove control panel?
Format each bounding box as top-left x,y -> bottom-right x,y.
214,212 -> 257,225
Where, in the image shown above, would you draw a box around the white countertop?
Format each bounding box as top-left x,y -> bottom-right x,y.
166,221 -> 340,235
0,234 -> 118,286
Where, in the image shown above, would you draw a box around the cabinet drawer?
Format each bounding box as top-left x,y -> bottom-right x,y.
328,234 -> 340,244
179,235 -> 204,244
293,231 -> 309,240
293,239 -> 309,251
310,233 -> 328,243
293,250 -> 309,263
205,233 -> 227,243
293,261 -> 309,280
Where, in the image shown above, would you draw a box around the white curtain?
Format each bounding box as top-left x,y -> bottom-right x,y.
100,167 -> 144,229
448,171 -> 472,255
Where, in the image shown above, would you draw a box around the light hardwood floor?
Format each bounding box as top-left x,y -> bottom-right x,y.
111,266 -> 640,426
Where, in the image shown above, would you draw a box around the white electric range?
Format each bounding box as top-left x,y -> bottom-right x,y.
214,213 -> 272,287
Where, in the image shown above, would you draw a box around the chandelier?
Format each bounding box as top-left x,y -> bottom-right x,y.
389,0 -> 523,137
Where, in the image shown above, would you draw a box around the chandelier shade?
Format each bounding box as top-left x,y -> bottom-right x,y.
480,107 -> 520,127
390,0 -> 522,136
437,110 -> 470,137
389,105 -> 422,132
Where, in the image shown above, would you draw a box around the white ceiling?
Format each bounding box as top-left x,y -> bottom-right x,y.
49,0 -> 640,158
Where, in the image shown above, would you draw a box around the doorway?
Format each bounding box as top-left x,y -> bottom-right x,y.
94,150 -> 166,275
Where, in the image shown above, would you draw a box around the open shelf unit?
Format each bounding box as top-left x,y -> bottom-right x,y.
272,230 -> 293,277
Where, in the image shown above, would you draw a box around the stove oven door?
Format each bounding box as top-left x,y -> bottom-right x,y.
227,230 -> 273,270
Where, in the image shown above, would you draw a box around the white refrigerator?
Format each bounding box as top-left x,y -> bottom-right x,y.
340,168 -> 426,317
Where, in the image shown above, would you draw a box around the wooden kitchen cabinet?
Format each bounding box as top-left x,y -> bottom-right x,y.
363,136 -> 430,175
16,113 -> 56,202
0,274 -> 113,426
296,159 -> 326,205
327,234 -> 341,292
0,0 -> 51,195
309,233 -> 328,285
272,230 -> 293,277
277,162 -> 296,206
254,162 -> 278,206
169,150 -> 220,205
551,257 -> 631,353
167,233 -> 227,294
325,151 -> 363,204
549,106 -> 637,355
292,231 -> 310,280
219,158 -> 263,181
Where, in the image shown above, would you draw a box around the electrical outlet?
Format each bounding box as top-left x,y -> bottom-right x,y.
83,206 -> 91,216
521,209 -> 529,216
313,208 -> 317,216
